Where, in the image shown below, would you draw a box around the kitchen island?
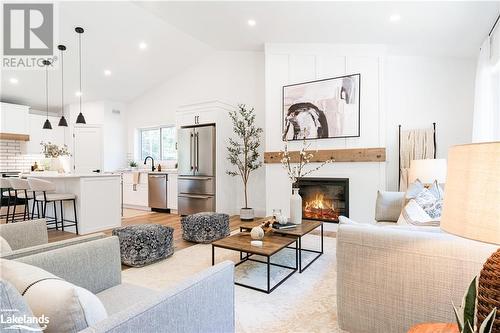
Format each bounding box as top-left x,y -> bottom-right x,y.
24,173 -> 121,235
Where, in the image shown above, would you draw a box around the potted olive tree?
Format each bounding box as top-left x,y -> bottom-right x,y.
226,104 -> 263,220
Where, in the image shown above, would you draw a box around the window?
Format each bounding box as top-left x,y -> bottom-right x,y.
140,126 -> 177,161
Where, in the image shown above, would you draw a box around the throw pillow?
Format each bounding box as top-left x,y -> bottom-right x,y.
404,179 -> 425,202
0,236 -> 12,255
375,191 -> 405,222
0,259 -> 107,333
397,199 -> 440,227
428,180 -> 445,200
414,188 -> 443,219
0,280 -> 42,331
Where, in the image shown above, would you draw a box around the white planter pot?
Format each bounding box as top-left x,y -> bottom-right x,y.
240,208 -> 255,221
290,187 -> 302,224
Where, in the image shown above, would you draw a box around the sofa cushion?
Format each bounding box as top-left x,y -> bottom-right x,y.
397,199 -> 440,227
0,236 -> 12,255
0,259 -> 107,333
405,179 -> 425,199
375,191 -> 405,222
97,283 -> 159,315
0,280 -> 42,332
414,188 -> 443,219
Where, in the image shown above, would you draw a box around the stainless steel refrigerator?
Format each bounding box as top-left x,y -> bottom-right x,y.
177,124 -> 216,215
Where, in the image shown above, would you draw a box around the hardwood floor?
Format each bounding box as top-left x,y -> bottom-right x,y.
46,213 -> 278,251
1,207 -> 336,252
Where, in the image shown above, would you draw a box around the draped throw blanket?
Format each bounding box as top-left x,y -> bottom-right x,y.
399,128 -> 435,191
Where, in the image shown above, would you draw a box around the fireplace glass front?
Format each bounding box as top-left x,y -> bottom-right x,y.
297,178 -> 349,223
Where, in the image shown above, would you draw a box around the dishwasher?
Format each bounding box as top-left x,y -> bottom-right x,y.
148,174 -> 168,210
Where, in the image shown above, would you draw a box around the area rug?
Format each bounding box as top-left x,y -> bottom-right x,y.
122,234 -> 345,333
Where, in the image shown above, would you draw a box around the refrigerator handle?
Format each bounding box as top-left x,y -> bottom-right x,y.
195,132 -> 200,172
190,132 -> 194,171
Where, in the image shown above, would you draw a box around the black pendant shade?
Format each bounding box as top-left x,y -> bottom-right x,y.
58,115 -> 68,127
42,59 -> 52,130
43,118 -> 52,129
58,44 -> 68,127
76,112 -> 86,124
75,27 -> 86,124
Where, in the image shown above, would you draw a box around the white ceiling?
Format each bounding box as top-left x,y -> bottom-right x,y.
141,1 -> 499,56
1,1 -> 498,112
1,1 -> 212,112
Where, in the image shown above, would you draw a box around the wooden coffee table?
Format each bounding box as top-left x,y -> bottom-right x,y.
240,219 -> 323,273
212,232 -> 298,293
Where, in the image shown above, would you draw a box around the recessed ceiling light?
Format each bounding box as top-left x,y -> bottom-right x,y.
9,78 -> 18,84
75,91 -> 82,97
104,69 -> 112,76
139,42 -> 148,50
390,14 -> 401,22
247,19 -> 256,27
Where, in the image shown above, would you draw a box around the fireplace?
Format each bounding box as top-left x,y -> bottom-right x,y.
297,178 -> 349,223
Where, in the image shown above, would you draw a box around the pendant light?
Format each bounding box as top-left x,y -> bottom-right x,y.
75,27 -> 86,124
42,59 -> 52,130
57,44 -> 68,127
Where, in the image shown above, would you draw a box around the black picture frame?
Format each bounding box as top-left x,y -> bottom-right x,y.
282,73 -> 361,141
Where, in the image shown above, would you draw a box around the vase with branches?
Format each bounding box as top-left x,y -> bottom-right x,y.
226,104 -> 263,220
281,136 -> 333,224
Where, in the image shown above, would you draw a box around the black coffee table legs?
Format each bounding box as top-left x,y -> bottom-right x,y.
212,240 -> 298,294
295,223 -> 324,273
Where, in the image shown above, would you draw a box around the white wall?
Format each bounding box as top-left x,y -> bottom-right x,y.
265,44 -> 387,222
126,46 -> 475,219
264,44 -> 476,222
126,51 -> 266,213
385,56 -> 476,190
68,101 -> 127,172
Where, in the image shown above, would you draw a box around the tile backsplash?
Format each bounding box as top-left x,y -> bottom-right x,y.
0,140 -> 42,172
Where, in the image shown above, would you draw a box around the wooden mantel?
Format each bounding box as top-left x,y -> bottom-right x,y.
264,147 -> 386,163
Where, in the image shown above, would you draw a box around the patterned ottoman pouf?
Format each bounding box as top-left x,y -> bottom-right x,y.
112,224 -> 174,267
181,212 -> 230,244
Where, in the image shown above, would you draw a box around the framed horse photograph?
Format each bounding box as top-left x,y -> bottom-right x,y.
282,73 -> 361,141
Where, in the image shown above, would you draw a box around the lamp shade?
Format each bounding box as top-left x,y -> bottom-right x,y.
408,158 -> 447,184
440,142 -> 500,245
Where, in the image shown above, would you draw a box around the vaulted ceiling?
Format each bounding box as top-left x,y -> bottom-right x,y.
1,1 -> 498,112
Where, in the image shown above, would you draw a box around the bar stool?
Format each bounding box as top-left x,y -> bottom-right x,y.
8,178 -> 33,222
0,178 -> 13,222
28,178 -> 79,234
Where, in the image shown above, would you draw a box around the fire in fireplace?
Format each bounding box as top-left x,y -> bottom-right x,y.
297,178 -> 349,223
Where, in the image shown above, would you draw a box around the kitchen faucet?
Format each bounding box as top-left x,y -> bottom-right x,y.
144,156 -> 156,172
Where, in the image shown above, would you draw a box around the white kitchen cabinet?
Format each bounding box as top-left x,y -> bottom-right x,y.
176,107 -> 217,127
167,173 -> 178,210
122,172 -> 149,208
0,102 -> 29,135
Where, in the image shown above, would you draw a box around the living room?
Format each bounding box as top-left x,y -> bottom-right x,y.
1,1 -> 500,333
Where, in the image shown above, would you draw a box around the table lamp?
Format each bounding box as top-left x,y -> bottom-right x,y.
440,142 -> 500,330
408,158 -> 447,185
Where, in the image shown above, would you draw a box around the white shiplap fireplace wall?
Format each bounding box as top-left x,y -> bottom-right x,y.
264,44 -> 387,222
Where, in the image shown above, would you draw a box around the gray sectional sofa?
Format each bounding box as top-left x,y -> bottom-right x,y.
1,221 -> 235,332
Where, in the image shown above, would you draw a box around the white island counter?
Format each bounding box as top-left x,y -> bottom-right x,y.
24,173 -> 122,235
